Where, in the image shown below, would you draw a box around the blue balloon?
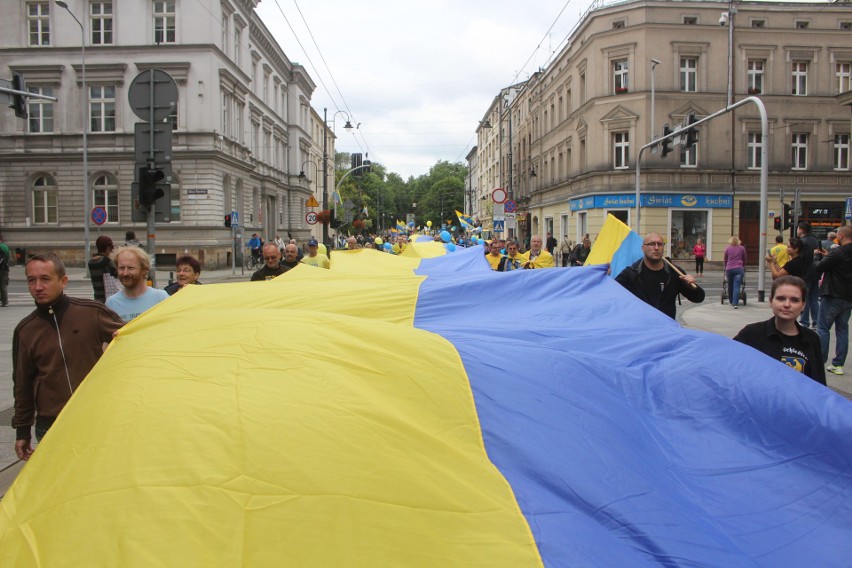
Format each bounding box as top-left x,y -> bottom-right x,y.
440,230 -> 451,243
408,220 -> 415,227
445,243 -> 456,252
383,242 -> 392,251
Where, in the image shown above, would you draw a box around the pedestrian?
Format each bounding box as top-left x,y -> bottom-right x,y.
0,233 -> 10,307
273,234 -> 286,254
733,275 -> 825,385
692,238 -> 706,277
521,235 -> 556,269
796,221 -> 821,329
301,239 -> 330,268
769,235 -> 789,268
559,234 -> 573,267
124,230 -> 143,248
723,236 -> 747,309
164,255 -> 203,295
248,233 -> 263,264
815,225 -> 852,376
545,232 -> 557,255
251,243 -> 288,281
12,253 -> 123,459
767,237 -> 806,280
498,240 -> 523,271
569,237 -> 592,267
615,232 -> 705,319
280,243 -> 301,272
88,235 -> 118,302
106,246 -> 169,322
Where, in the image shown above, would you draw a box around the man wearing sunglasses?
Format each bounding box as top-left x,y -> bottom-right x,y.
250,243 -> 288,281
615,232 -> 705,319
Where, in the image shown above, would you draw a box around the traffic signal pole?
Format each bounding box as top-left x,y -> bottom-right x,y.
636,96 -> 769,301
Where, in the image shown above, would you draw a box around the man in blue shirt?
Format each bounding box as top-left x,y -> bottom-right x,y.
106,247 -> 169,322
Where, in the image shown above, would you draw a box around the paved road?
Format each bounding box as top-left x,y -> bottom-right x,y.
1,264 -> 849,496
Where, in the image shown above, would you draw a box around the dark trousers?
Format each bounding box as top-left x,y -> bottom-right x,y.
35,416 -> 56,441
695,257 -> 704,274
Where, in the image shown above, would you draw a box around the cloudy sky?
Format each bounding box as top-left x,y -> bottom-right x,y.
255,0 -> 599,179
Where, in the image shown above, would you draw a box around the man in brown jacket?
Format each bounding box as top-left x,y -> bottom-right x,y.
12,253 -> 123,460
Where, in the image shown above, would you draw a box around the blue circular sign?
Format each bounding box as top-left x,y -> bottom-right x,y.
504,200 -> 517,213
91,206 -> 107,225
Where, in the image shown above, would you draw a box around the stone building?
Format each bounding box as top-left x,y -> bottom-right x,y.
0,0 -> 333,268
473,0 -> 852,263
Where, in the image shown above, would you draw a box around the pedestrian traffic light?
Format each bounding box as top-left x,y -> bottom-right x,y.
138,166 -> 165,207
11,73 -> 27,120
773,216 -> 781,231
683,112 -> 698,149
661,124 -> 672,157
224,214 -> 232,228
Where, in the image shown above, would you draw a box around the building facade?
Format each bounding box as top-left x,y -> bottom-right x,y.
0,0 -> 333,267
472,0 -> 852,263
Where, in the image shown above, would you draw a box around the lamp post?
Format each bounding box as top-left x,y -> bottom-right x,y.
56,1 -> 89,270
322,109 -> 354,247
298,159 -> 322,241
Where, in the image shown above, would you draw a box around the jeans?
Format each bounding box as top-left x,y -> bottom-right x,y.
816,296 -> 852,366
695,257 -> 704,275
726,268 -> 744,307
800,278 -> 821,326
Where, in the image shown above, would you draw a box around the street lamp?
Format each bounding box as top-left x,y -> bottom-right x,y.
56,1 -> 90,270
321,109 -> 354,247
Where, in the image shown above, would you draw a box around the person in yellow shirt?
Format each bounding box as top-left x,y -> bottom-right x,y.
392,234 -> 409,255
485,240 -> 503,270
769,235 -> 789,267
301,239 -> 330,269
521,235 -> 555,269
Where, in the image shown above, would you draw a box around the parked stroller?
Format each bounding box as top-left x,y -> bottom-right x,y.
721,272 -> 747,305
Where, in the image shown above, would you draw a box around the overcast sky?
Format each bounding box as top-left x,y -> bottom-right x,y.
255,0 -> 599,179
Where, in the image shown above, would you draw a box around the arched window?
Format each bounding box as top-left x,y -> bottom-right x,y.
32,174 -> 58,224
92,173 -> 119,223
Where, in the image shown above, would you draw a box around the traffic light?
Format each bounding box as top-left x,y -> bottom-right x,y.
351,153 -> 363,174
224,214 -> 231,228
661,124 -> 672,157
138,166 -> 165,207
773,216 -> 781,231
683,112 -> 698,149
363,159 -> 371,174
783,203 -> 792,230
11,73 -> 27,119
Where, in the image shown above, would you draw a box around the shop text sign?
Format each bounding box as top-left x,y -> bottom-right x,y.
570,193 -> 731,211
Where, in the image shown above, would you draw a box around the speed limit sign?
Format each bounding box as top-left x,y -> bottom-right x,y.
306,211 -> 318,225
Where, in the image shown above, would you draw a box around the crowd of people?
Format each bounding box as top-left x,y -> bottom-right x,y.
5,222 -> 850,461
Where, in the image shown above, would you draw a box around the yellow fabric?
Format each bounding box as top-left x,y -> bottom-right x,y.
770,243 -> 789,267
0,254 -> 542,567
486,252 -> 503,270
399,241 -> 446,259
520,249 -> 555,269
585,214 -> 632,266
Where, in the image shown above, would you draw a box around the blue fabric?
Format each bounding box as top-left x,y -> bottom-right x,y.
414,259 -> 852,567
609,230 -> 644,278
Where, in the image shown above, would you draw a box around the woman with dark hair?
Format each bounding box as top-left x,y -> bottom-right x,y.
766,237 -> 806,279
733,275 -> 825,385
88,235 -> 117,302
164,255 -> 203,295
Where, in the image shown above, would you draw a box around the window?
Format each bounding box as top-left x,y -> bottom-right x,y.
167,107 -> 178,131
795,21 -> 809,29
92,174 -> 119,223
612,20 -> 625,29
170,174 -> 181,221
32,175 -> 58,224
747,132 -> 762,169
792,61 -> 808,96
233,27 -> 241,65
680,57 -> 697,92
27,86 -> 54,133
613,60 -> 628,93
613,132 -> 629,169
841,22 -> 852,30
89,85 -> 116,132
153,1 -> 176,44
90,2 -> 113,45
222,93 -> 231,137
680,143 -> 697,168
834,134 -> 850,170
683,16 -> 697,25
751,19 -> 765,28
747,59 -> 764,94
28,2 -> 50,46
836,62 -> 852,94
791,133 -> 808,170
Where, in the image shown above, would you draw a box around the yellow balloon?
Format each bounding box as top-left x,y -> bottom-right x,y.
426,220 -> 433,228
374,237 -> 383,246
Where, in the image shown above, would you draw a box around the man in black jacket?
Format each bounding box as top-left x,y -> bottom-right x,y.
615,232 -> 705,319
815,225 -> 852,375
796,221 -> 822,328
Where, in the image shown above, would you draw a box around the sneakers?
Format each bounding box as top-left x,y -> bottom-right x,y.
826,365 -> 844,376
733,305 -> 738,310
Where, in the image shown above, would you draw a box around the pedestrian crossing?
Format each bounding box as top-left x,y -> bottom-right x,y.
3,283 -> 94,308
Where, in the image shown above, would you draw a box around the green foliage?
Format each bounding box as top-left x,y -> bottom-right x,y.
332,153 -> 467,233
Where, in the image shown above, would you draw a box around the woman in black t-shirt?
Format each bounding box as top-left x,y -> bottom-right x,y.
733,275 -> 826,385
766,237 -> 807,280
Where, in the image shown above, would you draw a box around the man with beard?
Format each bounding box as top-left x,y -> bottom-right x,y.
13,253 -> 123,458
521,235 -> 556,269
251,243 -> 288,281
281,243 -> 301,272
106,246 -> 169,322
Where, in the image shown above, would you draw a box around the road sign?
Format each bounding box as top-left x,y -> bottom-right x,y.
504,199 -> 517,213
306,211 -> 318,225
846,197 -> 852,220
91,206 -> 107,226
306,195 -> 319,207
231,211 -> 240,227
128,69 -> 178,123
134,122 -> 172,167
492,188 -> 507,204
493,219 -> 505,232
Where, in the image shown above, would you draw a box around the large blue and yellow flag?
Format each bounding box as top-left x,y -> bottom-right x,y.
584,213 -> 644,276
2,247 -> 851,566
